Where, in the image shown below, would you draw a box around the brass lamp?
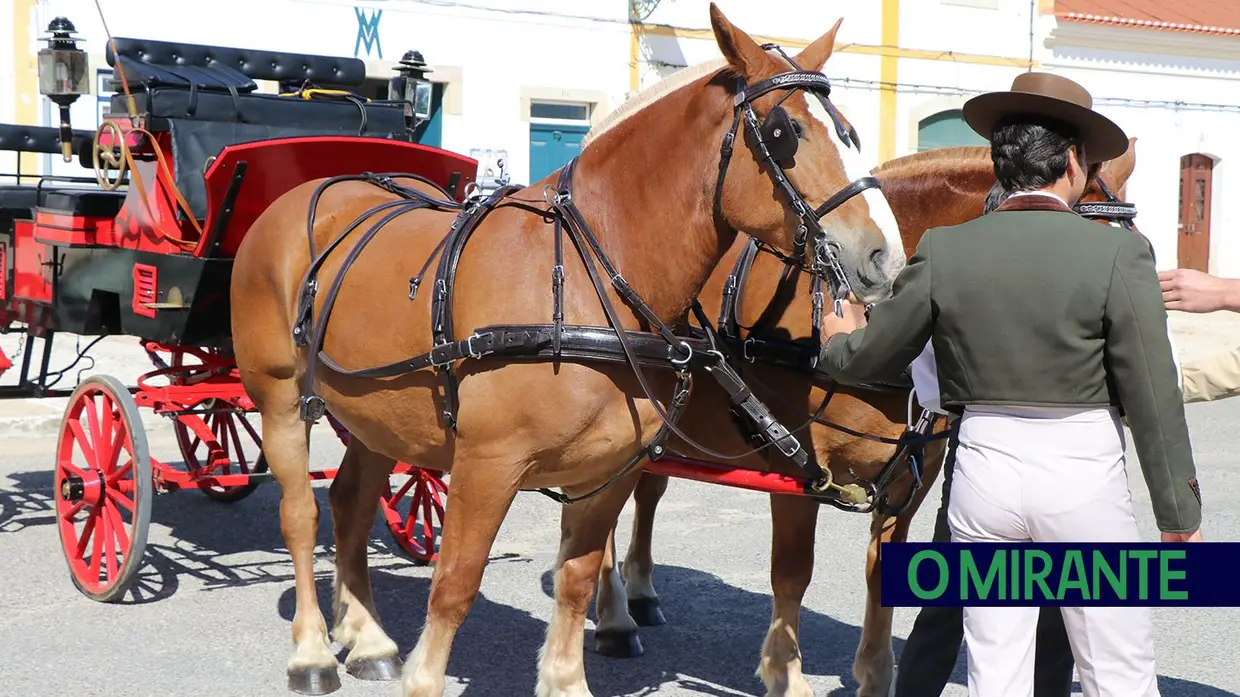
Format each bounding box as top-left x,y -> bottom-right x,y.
37,17 -> 90,162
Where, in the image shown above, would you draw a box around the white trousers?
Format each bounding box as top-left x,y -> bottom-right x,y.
946,405 -> 1160,697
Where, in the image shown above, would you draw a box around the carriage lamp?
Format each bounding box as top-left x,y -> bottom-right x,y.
37,17 -> 90,163
389,50 -> 434,127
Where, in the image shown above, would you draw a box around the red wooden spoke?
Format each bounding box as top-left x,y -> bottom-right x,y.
106,487 -> 135,513
74,506 -> 100,558
85,393 -> 104,462
69,419 -> 96,467
105,503 -> 130,559
62,500 -> 86,520
104,419 -> 125,475
109,458 -> 133,483
103,510 -> 119,582
60,460 -> 89,480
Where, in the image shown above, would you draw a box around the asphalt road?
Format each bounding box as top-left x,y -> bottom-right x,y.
1,398 -> 1239,697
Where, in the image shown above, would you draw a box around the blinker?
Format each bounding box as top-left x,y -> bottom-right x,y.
760,106 -> 799,166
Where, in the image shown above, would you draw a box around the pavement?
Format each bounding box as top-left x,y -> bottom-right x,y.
0,316 -> 1238,696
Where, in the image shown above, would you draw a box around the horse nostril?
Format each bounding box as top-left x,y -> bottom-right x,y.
868,247 -> 887,271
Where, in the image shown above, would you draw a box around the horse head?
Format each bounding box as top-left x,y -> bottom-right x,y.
708,4 -> 904,306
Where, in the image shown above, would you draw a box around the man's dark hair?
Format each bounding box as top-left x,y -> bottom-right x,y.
982,181 -> 1010,214
990,116 -> 1083,192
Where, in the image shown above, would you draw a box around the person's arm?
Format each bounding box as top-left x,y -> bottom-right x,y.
1105,234 -> 1202,534
1180,345 -> 1240,403
820,230 -> 934,385
1159,268 -> 1240,313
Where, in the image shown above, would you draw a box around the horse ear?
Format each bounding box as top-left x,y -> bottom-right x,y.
1104,137 -> 1138,188
709,2 -> 771,77
794,17 -> 844,72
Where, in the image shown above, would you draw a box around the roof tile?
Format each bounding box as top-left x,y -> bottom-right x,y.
1055,0 -> 1240,36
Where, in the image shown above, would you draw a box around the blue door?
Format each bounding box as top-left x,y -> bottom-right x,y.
529,123 -> 589,184
412,83 -> 444,149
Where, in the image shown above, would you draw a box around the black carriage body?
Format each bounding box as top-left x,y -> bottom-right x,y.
42,244 -> 233,347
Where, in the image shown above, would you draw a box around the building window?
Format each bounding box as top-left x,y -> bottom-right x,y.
1178,153 -> 1215,273
530,102 -> 592,121
97,69 -> 115,125
916,109 -> 987,152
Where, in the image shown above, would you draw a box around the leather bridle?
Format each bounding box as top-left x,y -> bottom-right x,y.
712,44 -> 883,339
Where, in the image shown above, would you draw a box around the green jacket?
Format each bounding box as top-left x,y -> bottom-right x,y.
821,195 -> 1201,534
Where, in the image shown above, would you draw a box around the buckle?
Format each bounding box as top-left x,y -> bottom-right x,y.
743,337 -> 757,363
669,341 -> 694,367
299,395 -> 326,422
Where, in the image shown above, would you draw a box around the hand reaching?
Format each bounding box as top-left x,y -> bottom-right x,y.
823,295 -> 869,335
1159,268 -> 1237,313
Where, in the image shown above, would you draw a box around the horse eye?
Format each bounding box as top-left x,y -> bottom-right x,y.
791,119 -> 804,138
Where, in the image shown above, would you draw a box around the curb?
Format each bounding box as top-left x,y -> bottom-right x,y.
0,397 -> 171,439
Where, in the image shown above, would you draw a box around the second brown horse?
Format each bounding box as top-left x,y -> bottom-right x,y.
593,139 -> 1140,697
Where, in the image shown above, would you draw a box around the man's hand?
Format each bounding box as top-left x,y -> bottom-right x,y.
1161,529 -> 1204,543
1159,268 -> 1240,313
823,295 -> 869,334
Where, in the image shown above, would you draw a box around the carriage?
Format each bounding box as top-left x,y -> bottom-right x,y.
3,18 -> 932,606
0,21 -> 473,600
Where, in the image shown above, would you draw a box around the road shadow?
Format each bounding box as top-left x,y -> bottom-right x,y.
279,561 -> 896,696
0,464 -> 412,604
0,469 -> 57,534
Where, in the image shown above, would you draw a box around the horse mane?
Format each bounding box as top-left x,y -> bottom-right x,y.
872,145 -> 991,178
583,58 -> 729,147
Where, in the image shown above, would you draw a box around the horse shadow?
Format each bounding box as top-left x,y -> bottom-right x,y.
273,560 -> 901,696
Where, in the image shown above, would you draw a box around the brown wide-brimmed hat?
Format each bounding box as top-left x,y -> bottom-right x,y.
962,72 -> 1128,165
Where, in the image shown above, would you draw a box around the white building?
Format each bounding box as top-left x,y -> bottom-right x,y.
3,0 -> 1239,274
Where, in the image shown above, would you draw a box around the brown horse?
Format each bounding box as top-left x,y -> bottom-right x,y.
591,139 -> 1140,696
229,5 -> 905,696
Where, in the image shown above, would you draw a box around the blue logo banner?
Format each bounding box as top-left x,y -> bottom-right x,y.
880,542 -> 1238,607
354,7 -> 383,59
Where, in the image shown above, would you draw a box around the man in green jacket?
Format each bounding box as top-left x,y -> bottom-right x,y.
820,72 -> 1203,697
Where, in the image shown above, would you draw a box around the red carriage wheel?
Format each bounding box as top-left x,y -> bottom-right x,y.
54,375 -> 152,602
174,398 -> 268,503
144,342 -> 265,502
381,468 -> 446,565
325,412 -> 446,565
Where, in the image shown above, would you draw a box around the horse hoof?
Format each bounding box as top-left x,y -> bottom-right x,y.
346,655 -> 403,681
288,666 -> 342,695
628,597 -> 666,626
595,629 -> 644,658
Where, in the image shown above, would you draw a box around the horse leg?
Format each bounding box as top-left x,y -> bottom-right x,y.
853,440 -> 947,697
592,525 -> 643,658
538,470 -> 644,697
328,438 -> 402,681
400,456 -> 520,697
265,407 -> 339,694
757,492 -> 818,697
621,471 -> 668,626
